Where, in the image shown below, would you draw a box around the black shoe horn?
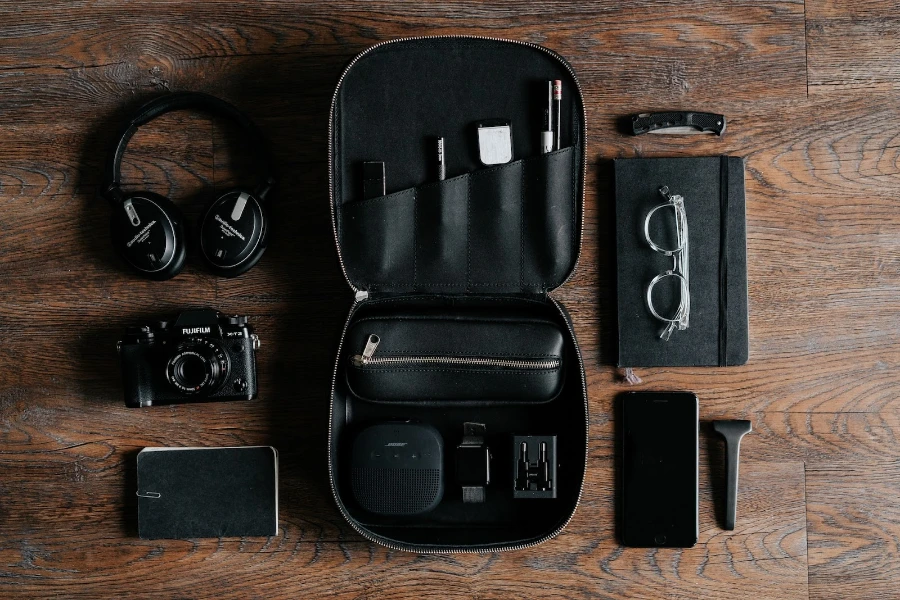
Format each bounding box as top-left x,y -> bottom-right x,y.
712,419 -> 752,530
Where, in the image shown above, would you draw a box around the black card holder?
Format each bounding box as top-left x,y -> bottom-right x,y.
340,147 -> 576,293
345,315 -> 566,404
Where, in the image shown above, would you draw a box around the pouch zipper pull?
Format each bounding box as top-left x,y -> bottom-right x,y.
351,334 -> 380,366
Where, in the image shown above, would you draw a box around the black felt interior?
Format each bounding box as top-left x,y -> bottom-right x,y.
614,156 -> 749,367
333,38 -> 583,295
331,296 -> 587,550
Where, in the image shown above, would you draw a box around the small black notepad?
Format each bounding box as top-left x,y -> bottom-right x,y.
615,156 -> 749,367
137,446 -> 278,539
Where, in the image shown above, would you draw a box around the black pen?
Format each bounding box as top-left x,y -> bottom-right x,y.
437,137 -> 445,181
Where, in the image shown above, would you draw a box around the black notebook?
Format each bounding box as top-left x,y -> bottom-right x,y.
614,156 -> 748,367
136,446 -> 278,539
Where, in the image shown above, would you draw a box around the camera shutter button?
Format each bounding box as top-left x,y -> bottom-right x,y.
226,315 -> 248,326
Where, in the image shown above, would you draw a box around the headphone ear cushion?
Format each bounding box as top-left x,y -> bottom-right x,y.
110,192 -> 186,280
199,189 -> 268,278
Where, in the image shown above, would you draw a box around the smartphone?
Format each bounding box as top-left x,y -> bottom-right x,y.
620,391 -> 698,547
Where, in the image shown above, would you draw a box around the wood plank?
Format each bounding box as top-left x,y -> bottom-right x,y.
0,8 -> 806,129
0,2 -> 804,68
740,408 -> 900,600
806,0 -> 899,18
0,414 -> 807,599
807,0 -> 900,94
2,0 -> 900,597
594,96 -> 900,197
807,466 -> 900,600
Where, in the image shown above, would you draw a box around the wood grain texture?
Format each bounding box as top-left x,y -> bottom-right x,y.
806,0 -> 900,94
1,0 -> 899,598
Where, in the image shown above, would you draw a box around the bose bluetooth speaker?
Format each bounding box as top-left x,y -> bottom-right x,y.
350,422 -> 444,516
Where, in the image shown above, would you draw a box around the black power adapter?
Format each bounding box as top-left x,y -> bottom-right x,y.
513,435 -> 557,499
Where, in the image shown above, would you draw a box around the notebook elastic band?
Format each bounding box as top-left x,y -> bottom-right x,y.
718,155 -> 729,366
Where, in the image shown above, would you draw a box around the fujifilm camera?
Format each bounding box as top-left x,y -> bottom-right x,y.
118,309 -> 259,407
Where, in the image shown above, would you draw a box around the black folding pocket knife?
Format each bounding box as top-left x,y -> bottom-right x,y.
631,112 -> 726,136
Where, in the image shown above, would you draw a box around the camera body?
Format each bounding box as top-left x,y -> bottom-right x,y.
118,309 -> 259,407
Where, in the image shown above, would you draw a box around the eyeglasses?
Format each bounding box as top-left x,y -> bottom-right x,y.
644,186 -> 690,341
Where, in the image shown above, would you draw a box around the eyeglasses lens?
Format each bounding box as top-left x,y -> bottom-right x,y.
648,273 -> 686,321
646,203 -> 682,253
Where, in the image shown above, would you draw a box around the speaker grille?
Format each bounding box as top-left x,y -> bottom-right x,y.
351,467 -> 442,515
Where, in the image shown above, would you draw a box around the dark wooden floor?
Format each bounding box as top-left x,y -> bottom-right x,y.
1,1 -> 898,598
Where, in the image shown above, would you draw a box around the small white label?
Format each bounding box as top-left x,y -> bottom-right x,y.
231,192 -> 250,221
478,125 -> 512,165
124,201 -> 141,226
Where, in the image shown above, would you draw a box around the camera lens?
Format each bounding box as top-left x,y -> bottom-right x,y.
174,354 -> 208,388
166,340 -> 230,395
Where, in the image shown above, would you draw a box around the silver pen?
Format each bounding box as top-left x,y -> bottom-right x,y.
437,137 -> 445,181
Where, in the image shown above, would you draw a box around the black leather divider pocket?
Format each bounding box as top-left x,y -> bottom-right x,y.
416,176 -> 468,291
341,189 -> 416,287
345,315 -> 565,404
523,147 -> 576,287
468,161 -> 523,288
339,147 -> 576,293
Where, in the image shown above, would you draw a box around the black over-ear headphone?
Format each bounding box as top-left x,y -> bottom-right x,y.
101,92 -> 275,280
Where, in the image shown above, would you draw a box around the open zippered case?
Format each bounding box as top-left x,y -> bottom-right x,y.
328,37 -> 588,552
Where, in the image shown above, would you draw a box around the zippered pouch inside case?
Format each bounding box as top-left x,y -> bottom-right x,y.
346,315 -> 565,404
329,38 -> 587,553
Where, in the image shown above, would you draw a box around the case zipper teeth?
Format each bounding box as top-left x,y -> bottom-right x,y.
327,36 -> 589,555
351,334 -> 560,369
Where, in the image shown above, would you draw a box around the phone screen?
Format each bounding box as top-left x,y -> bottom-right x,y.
621,391 -> 698,547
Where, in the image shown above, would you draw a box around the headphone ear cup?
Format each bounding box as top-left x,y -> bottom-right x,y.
199,189 -> 268,278
110,191 -> 186,280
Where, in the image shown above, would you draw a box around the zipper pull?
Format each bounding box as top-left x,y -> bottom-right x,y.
351,334 -> 380,366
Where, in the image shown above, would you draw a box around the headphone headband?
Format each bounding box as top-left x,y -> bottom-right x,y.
102,92 -> 275,203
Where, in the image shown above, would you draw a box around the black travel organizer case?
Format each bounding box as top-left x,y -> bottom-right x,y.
329,37 -> 588,552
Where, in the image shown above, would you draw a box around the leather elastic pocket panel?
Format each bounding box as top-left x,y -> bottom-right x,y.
523,147 -> 576,287
416,176 -> 468,291
338,147 -> 577,294
341,189 -> 416,288
468,161 -> 523,288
